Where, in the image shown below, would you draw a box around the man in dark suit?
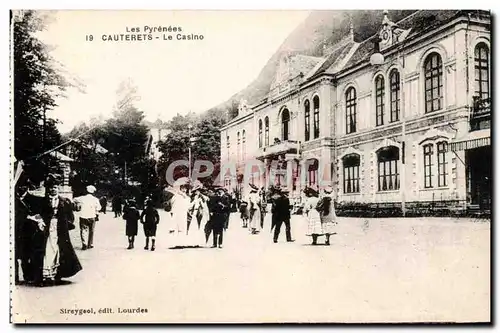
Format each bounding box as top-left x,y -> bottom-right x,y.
271,188 -> 294,243
222,189 -> 231,231
208,188 -> 227,248
14,177 -> 36,284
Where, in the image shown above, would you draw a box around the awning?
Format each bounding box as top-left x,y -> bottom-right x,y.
450,129 -> 491,151
50,151 -> 75,162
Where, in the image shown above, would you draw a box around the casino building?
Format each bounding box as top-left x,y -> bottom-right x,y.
219,10 -> 491,215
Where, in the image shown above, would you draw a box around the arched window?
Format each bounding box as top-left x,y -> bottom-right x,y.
343,154 -> 360,193
375,75 -> 385,126
304,100 -> 310,141
313,96 -> 320,139
264,117 -> 269,146
389,69 -> 400,122
474,43 -> 490,102
226,135 -> 230,161
377,146 -> 400,191
281,108 -> 290,141
242,130 -> 246,161
258,120 -> 263,148
424,52 -> 443,113
237,132 -> 241,163
345,87 -> 357,134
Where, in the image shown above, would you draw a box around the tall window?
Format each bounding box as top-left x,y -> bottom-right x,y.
343,154 -> 360,194
264,117 -> 269,146
390,69 -> 400,122
258,120 -> 263,148
242,130 -> 246,161
237,132 -> 241,162
474,43 -> 490,102
346,87 -> 357,134
313,96 -> 320,139
226,135 -> 230,161
423,144 -> 433,188
304,100 -> 310,141
281,108 -> 290,141
377,146 -> 400,191
375,75 -> 385,126
424,52 -> 443,113
437,142 -> 448,187
307,159 -> 318,187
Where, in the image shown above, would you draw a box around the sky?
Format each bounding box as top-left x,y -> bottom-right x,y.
36,10 -> 310,133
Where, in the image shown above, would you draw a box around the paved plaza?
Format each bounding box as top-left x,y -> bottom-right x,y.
12,210 -> 490,323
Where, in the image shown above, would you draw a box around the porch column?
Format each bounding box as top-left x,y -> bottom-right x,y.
263,157 -> 269,190
285,153 -> 295,193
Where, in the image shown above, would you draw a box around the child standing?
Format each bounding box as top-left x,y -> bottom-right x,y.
123,200 -> 140,249
140,200 -> 160,251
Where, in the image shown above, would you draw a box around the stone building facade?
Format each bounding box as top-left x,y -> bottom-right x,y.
219,10 -> 491,214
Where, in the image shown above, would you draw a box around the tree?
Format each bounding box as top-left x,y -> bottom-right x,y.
13,11 -> 69,159
157,108 -> 227,187
104,79 -> 150,182
12,10 -> 78,183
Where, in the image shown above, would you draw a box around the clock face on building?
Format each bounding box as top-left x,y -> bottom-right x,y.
382,30 -> 390,43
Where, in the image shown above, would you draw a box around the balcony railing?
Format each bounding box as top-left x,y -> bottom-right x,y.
258,139 -> 299,158
470,97 -> 491,131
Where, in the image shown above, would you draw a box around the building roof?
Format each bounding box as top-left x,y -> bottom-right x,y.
288,54 -> 324,78
307,40 -> 357,78
342,10 -> 489,71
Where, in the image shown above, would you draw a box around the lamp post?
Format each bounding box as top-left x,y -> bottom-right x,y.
370,40 -> 407,217
188,124 -> 193,181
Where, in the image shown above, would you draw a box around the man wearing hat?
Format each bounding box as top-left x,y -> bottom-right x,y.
207,187 -> 228,248
271,187 -> 294,243
74,185 -> 101,250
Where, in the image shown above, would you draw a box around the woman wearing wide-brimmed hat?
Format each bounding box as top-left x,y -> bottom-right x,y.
248,183 -> 262,234
303,186 -> 323,245
28,174 -> 82,286
317,186 -> 337,245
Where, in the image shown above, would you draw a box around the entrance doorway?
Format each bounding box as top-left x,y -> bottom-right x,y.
467,146 -> 491,211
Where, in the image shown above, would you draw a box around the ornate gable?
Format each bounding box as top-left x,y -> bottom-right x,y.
378,10 -> 411,51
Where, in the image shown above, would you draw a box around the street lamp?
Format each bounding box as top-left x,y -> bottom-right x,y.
370,39 -> 407,217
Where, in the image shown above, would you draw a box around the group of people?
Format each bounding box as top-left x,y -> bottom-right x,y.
114,183 -> 233,250
167,184 -> 232,249
118,198 -> 160,250
238,184 -> 338,246
14,174 -> 83,287
14,169 -> 339,287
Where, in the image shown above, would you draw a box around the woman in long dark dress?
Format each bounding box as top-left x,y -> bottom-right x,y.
123,200 -> 140,249
140,200 -> 160,251
29,174 -> 82,286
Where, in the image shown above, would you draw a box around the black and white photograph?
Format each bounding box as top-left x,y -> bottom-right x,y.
9,9 -> 491,323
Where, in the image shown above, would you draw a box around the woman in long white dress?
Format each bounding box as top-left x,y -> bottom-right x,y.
303,187 -> 323,245
169,185 -> 191,248
185,188 -> 209,247
248,184 -> 261,234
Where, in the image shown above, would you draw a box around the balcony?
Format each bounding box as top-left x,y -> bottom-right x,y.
258,139 -> 299,159
470,97 -> 491,131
